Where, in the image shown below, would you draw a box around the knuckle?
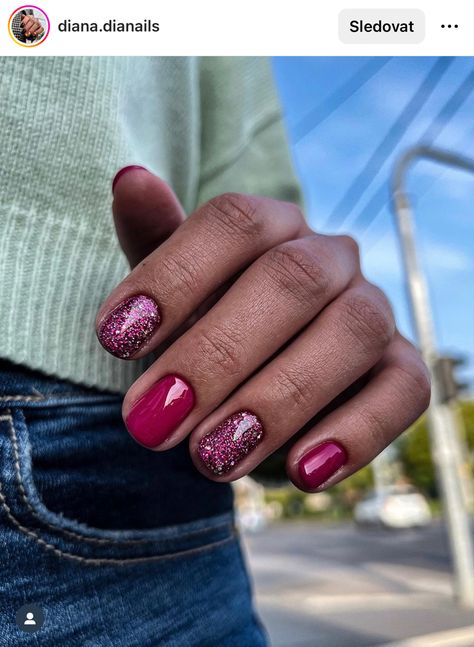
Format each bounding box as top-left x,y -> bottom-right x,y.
262,241 -> 331,307
337,234 -> 360,260
393,354 -> 432,412
157,250 -> 202,298
206,193 -> 263,241
195,325 -> 243,377
340,287 -> 394,352
273,367 -> 314,411
282,201 -> 306,227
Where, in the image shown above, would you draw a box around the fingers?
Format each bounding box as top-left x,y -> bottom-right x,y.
287,334 -> 431,491
21,16 -> 41,37
112,167 -> 186,268
190,279 -> 396,479
96,193 -> 306,359
21,16 -> 33,36
122,234 -> 360,448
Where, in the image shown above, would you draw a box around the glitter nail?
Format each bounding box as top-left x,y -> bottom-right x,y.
198,410 -> 264,476
98,295 -> 160,359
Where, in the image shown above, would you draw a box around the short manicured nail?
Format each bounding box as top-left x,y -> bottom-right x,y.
112,165 -> 148,193
126,375 -> 195,448
98,295 -> 160,359
198,411 -> 264,476
298,441 -> 347,490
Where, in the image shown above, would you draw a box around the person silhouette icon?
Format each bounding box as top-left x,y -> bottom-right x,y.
24,612 -> 36,626
16,604 -> 44,633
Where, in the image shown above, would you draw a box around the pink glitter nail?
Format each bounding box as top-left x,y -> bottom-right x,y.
98,295 -> 160,359
198,411 -> 264,476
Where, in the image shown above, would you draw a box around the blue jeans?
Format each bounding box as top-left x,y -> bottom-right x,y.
0,360 -> 267,646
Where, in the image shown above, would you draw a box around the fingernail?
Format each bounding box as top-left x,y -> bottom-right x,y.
125,375 -> 195,448
198,411 -> 264,476
112,165 -> 148,193
98,295 -> 160,359
298,441 -> 347,490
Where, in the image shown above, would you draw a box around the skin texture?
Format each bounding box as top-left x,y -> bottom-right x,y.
96,166 -> 431,492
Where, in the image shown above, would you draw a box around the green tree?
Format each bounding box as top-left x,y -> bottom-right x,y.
399,414 -> 436,496
399,400 -> 474,498
461,400 -> 474,452
253,401 -> 474,501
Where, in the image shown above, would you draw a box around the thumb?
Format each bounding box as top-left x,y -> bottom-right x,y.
111,165 -> 186,268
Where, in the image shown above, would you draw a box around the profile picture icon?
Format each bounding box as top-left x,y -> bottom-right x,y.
8,5 -> 50,47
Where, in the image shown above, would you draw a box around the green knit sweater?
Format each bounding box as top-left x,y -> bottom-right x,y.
0,57 -> 301,393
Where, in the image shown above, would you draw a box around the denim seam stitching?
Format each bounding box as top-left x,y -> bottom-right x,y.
0,412 -> 233,547
0,393 -> 121,403
4,412 -> 161,546
0,479 -> 236,566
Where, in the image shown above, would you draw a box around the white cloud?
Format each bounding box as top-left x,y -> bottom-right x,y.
419,239 -> 474,273
361,232 -> 473,285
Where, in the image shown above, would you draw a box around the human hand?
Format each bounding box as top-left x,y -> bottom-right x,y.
96,166 -> 430,491
21,14 -> 44,39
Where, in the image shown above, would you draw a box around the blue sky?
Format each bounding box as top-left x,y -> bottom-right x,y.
273,57 -> 474,391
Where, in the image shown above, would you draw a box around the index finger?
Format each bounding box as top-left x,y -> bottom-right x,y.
96,193 -> 307,359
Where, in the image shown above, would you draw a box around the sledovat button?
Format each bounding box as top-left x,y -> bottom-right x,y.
339,9 -> 425,44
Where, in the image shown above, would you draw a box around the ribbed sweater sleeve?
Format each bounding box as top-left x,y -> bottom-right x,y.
0,57 -> 301,393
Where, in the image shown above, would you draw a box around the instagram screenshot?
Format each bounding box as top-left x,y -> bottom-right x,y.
0,1 -> 473,645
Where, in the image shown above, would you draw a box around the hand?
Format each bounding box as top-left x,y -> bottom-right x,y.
96,167 -> 430,491
21,15 -> 44,39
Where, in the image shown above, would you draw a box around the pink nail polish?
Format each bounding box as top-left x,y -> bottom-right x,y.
198,411 -> 264,476
112,165 -> 148,193
98,295 -> 160,359
298,441 -> 347,490
126,375 -> 195,448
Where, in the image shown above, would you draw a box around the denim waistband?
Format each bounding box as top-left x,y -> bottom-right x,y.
0,359 -> 120,404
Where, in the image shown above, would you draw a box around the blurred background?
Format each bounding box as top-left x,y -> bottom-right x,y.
240,57 -> 474,647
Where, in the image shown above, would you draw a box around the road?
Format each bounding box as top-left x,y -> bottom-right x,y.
243,521 -> 474,647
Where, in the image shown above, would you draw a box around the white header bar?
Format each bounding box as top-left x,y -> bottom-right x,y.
1,0 -> 473,55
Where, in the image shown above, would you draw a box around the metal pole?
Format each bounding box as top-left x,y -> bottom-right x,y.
392,145 -> 474,607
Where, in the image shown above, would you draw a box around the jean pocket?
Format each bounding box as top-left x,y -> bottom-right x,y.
0,405 -> 235,565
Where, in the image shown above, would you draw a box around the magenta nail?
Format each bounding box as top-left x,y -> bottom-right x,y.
298,441 -> 347,490
98,295 -> 160,359
126,375 -> 195,448
198,411 -> 264,476
112,165 -> 148,193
